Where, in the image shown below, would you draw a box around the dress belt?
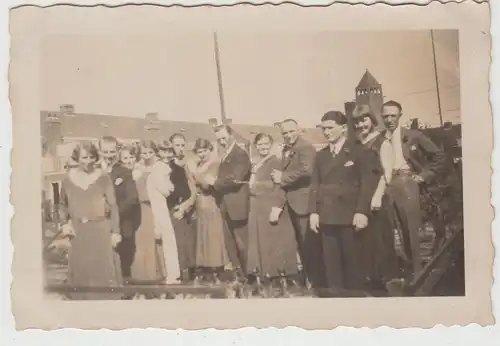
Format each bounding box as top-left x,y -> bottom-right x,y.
392,168 -> 414,176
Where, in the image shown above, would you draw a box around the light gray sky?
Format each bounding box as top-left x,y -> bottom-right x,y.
41,30 -> 460,128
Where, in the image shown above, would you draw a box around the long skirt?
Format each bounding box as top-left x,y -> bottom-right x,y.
67,219 -> 123,300
130,202 -> 166,283
195,193 -> 230,268
247,196 -> 298,278
356,198 -> 400,284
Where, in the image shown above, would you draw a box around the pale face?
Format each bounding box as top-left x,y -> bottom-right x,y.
141,147 -> 156,165
354,116 -> 375,136
158,148 -> 175,163
78,148 -> 97,173
382,105 -> 402,132
280,120 -> 299,145
255,136 -> 272,157
196,148 -> 211,162
100,141 -> 118,165
215,128 -> 233,149
120,150 -> 136,170
321,120 -> 347,144
171,137 -> 186,158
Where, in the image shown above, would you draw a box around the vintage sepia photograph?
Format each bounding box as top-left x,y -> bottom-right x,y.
40,29 -> 464,301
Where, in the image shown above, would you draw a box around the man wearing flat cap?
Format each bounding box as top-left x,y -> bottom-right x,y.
309,111 -> 380,293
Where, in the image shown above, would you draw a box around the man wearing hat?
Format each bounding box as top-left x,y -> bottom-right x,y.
309,111 -> 380,293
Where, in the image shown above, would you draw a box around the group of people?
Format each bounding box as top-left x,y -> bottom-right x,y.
53,99 -> 449,299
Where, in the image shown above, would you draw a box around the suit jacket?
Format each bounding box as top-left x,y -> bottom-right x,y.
109,164 -> 141,237
213,143 -> 251,222
308,139 -> 380,226
396,128 -> 446,184
280,137 -> 317,216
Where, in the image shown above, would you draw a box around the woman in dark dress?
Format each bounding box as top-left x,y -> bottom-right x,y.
158,137 -> 197,282
246,133 -> 298,281
352,105 -> 400,290
59,141 -> 123,300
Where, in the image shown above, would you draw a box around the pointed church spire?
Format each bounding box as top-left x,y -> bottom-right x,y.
357,69 -> 380,89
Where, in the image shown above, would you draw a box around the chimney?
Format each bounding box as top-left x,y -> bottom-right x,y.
344,101 -> 357,139
145,112 -> 159,123
59,104 -> 75,114
411,118 -> 419,130
273,121 -> 282,128
223,118 -> 233,126
344,101 -> 356,118
208,118 -> 218,127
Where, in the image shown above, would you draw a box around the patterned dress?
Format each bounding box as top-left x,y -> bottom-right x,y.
60,169 -> 122,300
192,159 -> 231,268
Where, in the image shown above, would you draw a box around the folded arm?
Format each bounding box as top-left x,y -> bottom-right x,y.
280,145 -> 316,188
417,133 -> 446,183
213,152 -> 251,192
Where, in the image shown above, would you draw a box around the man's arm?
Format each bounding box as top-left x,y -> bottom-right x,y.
280,143 -> 316,188
213,149 -> 251,192
416,132 -> 446,183
307,154 -> 321,215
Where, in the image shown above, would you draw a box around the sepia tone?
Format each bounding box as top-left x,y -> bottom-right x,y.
10,2 -> 492,329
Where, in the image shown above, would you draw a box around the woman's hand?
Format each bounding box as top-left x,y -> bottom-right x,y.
111,233 -> 122,248
60,223 -> 75,238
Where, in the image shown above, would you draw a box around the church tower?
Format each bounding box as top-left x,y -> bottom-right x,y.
355,70 -> 384,130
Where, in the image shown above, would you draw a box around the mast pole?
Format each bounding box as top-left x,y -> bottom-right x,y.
213,32 -> 227,123
431,29 -> 444,127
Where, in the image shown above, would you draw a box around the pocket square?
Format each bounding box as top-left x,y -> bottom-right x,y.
344,160 -> 354,167
115,177 -> 124,186
410,144 -> 417,151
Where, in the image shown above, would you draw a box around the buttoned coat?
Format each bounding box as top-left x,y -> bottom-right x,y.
308,139 -> 380,226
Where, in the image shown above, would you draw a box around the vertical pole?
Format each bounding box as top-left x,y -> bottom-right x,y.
214,32 -> 227,123
431,30 -> 444,127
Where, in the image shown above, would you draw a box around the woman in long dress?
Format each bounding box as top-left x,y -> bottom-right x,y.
148,141 -> 182,284
246,133 -> 298,281
130,140 -> 171,283
59,141 -> 122,300
191,138 -> 231,273
352,105 -> 400,290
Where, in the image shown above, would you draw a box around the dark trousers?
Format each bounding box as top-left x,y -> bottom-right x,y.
222,215 -> 249,272
388,174 -> 423,276
289,206 -> 325,288
116,234 -> 136,278
171,211 -> 196,272
320,224 -> 361,290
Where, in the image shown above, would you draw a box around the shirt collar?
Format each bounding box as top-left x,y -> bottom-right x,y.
223,141 -> 236,159
329,136 -> 347,155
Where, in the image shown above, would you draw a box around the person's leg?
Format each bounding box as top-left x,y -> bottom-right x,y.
320,224 -> 344,289
229,219 -> 249,274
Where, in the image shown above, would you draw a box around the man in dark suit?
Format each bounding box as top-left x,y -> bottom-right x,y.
381,100 -> 446,277
309,111 -> 380,292
270,118 -> 321,287
99,136 -> 141,281
206,125 -> 251,273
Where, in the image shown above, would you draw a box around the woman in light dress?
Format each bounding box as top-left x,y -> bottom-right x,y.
130,140 -> 180,285
190,138 -> 231,275
59,141 -> 122,300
